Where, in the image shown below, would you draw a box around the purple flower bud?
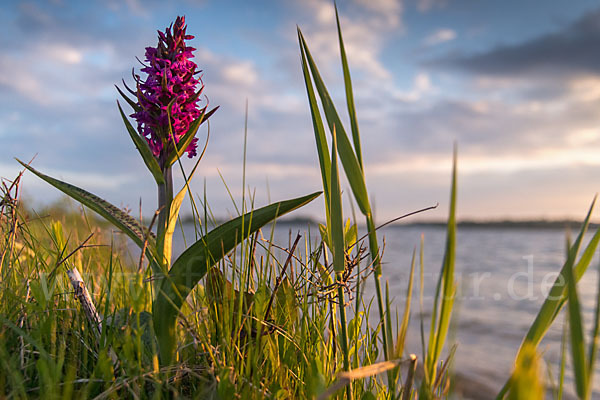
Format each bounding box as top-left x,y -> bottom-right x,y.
131,16 -> 205,160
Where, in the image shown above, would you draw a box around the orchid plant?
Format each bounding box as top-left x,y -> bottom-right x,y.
18,16 -> 319,366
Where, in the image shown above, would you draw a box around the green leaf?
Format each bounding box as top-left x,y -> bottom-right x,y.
587,262 -> 600,395
496,196 -> 599,399
330,128 -> 345,273
115,85 -> 141,112
426,147 -> 457,381
16,160 -> 158,261
318,223 -> 330,249
152,191 -> 321,365
117,101 -> 165,185
335,4 -> 363,169
396,248 -> 416,358
508,342 -> 544,400
299,33 -> 331,218
298,29 -> 370,216
566,252 -> 588,399
158,152 -> 204,268
343,218 -> 357,254
558,314 -> 568,400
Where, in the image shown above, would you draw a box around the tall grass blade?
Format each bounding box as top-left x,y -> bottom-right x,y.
397,248 -> 416,357
587,261 -> 600,395
508,342 -> 544,400
497,196 -> 599,398
334,4 -> 362,168
298,25 -> 390,364
330,127 -> 345,274
558,314 -> 568,400
297,29 -> 370,216
425,147 -> 457,382
330,127 -> 351,399
152,191 -> 321,364
298,32 -> 331,221
565,257 -> 588,399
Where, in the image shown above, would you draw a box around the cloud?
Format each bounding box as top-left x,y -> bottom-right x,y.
417,0 -> 447,13
352,0 -> 403,29
430,8 -> 600,77
423,28 -> 457,46
291,0 -> 403,82
389,72 -> 436,102
221,61 -> 259,87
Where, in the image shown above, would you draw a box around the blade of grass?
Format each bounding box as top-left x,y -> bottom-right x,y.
153,191 -> 321,365
298,29 -> 369,216
426,147 -> 457,382
558,313 -> 567,400
330,127 -> 351,399
298,36 -> 331,218
397,248 -> 416,357
497,196 -> 599,399
587,261 -> 600,395
565,251 -> 588,399
298,25 -> 390,367
334,4 -> 362,169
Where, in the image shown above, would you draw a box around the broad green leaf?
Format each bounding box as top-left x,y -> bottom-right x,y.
152,191 -> 321,364
17,160 -> 159,262
117,102 -> 165,185
298,29 -> 370,216
165,106 -> 219,167
335,4 -> 363,168
566,254 -> 588,399
330,128 -> 345,273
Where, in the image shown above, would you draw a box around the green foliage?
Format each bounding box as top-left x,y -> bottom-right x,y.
16,160 -> 160,269
497,198 -> 600,399
4,7 -> 600,400
508,342 -> 544,400
424,149 -> 457,389
153,191 -> 320,365
117,101 -> 165,186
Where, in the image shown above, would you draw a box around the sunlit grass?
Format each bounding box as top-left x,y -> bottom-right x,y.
2,9 -> 600,400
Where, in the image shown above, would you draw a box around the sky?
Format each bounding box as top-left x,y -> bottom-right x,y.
2,0 -> 600,222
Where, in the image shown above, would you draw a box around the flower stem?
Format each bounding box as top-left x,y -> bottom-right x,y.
157,164 -> 173,275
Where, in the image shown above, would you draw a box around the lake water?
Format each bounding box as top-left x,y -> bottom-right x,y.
169,222 -> 599,399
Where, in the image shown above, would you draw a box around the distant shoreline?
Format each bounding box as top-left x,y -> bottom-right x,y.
180,215 -> 597,230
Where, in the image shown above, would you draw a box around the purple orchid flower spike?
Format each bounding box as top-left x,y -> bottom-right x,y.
129,16 -> 211,164
115,15 -> 218,272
